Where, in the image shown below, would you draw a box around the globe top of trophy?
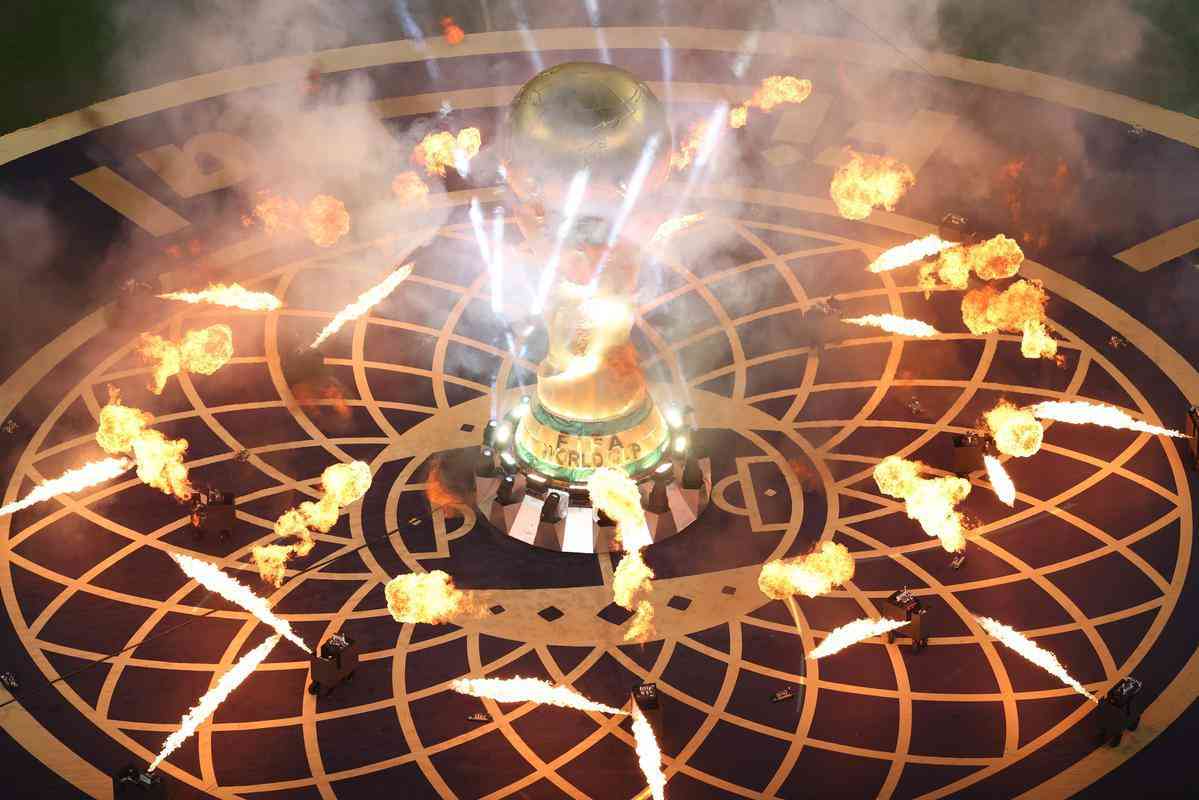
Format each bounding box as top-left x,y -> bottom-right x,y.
501,61 -> 672,224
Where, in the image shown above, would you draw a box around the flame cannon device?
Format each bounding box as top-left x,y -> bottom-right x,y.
189,486 -> 235,540
1097,676 -> 1143,747
308,633 -> 358,697
886,588 -> 928,652
632,681 -> 664,737
113,765 -> 167,799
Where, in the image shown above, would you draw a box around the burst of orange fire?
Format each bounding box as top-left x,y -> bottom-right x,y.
250,192 -> 349,248
385,570 -> 471,624
873,455 -> 970,552
441,16 -> 465,45
252,192 -> 301,234
961,278 -> 1057,359
829,148 -> 916,221
1021,318 -> 1059,359
149,634 -> 280,772
631,704 -> 667,800
758,540 -> 854,600
159,283 -> 282,312
983,454 -> 1016,506
975,615 -> 1096,702
843,314 -> 939,338
984,400 -> 1044,457
624,599 -> 655,642
588,467 -> 651,550
809,616 -> 909,660
412,127 -> 482,177
310,263 -> 414,349
292,375 -> 353,422
252,460 -> 372,585
171,553 -> 310,652
451,676 -> 628,715
650,212 -> 704,245
919,249 -> 971,292
967,234 -> 1025,281
0,457 -> 131,517
1028,400 -> 1185,438
589,467 -> 656,642
729,75 -> 812,129
907,475 -> 971,552
250,544 -> 291,588
97,389 -> 192,500
918,234 -> 1025,293
868,235 -> 957,273
424,458 -> 466,519
872,454 -> 922,499
614,551 -> 655,641
787,458 -> 821,493
669,119 -> 710,172
138,324 -> 234,394
302,194 -> 350,248
392,171 -> 431,207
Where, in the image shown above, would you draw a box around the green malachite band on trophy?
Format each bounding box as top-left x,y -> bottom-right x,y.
529,397 -> 654,436
515,436 -> 669,482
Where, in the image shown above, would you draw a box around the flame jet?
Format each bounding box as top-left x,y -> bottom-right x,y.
310,264 -> 413,349
651,213 -> 704,246
631,704 -> 667,800
170,553 -> 310,652
0,457 -> 131,517
843,314 -> 939,338
1028,400 -> 1185,438
588,467 -> 656,642
984,455 -> 1017,506
810,617 -> 909,660
451,676 -> 627,715
149,634 -> 280,771
976,615 -> 1096,702
868,235 -> 957,273
159,283 -> 281,311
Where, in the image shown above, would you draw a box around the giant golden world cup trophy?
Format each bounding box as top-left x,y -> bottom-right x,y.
476,62 -> 710,552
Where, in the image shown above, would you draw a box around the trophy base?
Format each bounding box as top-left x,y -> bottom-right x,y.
474,457 -> 711,554
474,390 -> 712,553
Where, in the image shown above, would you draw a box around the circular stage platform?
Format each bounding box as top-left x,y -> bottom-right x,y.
1,19 -> 1198,800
